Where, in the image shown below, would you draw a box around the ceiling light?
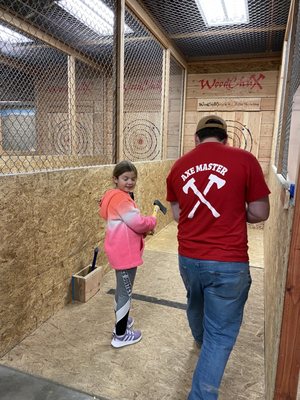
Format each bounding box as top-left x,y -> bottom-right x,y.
56,0 -> 132,36
195,0 -> 249,27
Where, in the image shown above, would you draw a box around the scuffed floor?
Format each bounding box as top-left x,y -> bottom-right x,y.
0,222 -> 265,399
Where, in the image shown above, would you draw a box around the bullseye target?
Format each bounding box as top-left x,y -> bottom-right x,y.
226,120 -> 253,152
54,119 -> 88,154
123,119 -> 161,161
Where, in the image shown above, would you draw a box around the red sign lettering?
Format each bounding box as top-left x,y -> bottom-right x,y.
199,73 -> 265,91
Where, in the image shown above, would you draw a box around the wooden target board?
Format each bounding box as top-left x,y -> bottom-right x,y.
123,118 -> 161,161
226,119 -> 253,152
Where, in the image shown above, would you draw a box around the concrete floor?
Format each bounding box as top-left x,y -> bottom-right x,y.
0,222 -> 265,400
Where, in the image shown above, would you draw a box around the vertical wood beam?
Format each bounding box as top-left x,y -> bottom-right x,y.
161,49 -> 170,159
271,40 -> 288,162
274,164 -> 300,398
180,68 -> 188,156
68,55 -> 76,155
114,0 -> 125,162
0,117 -> 2,154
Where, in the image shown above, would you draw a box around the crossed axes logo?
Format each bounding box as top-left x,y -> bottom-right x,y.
183,174 -> 226,219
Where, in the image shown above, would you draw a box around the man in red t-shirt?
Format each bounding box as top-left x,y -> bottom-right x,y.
166,115 -> 270,400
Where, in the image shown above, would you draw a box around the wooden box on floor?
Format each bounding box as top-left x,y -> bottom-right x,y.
72,265 -> 102,303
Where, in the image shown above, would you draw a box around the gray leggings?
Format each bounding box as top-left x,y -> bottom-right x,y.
114,268 -> 137,333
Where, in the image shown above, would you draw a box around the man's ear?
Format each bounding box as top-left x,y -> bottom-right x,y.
195,134 -> 200,146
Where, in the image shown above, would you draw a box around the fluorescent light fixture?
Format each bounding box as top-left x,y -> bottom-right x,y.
56,0 -> 132,36
195,0 -> 249,27
0,25 -> 32,43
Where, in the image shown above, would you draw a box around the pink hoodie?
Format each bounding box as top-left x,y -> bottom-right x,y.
99,189 -> 157,270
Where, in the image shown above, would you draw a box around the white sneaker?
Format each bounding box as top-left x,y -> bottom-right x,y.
111,328 -> 142,348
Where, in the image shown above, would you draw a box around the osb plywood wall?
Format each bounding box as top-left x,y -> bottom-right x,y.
264,171 -> 295,400
0,160 -> 174,357
184,70 -> 278,177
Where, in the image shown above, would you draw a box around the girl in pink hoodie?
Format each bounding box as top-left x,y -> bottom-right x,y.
99,161 -> 157,348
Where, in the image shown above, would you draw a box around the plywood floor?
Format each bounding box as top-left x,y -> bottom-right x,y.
0,222 -> 265,400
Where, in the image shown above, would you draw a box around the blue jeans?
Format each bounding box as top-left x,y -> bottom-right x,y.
179,255 -> 252,400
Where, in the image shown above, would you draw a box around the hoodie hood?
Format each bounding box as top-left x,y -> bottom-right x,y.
99,189 -> 128,220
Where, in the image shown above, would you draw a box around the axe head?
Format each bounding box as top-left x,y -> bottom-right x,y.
153,199 -> 167,215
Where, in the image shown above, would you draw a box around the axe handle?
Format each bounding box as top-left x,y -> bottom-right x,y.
152,204 -> 160,217
149,205 -> 160,235
90,247 -> 99,271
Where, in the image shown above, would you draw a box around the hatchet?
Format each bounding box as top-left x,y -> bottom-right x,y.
152,199 -> 167,217
149,200 -> 167,235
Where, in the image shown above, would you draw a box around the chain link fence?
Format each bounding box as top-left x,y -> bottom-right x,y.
276,2 -> 300,178
0,0 -> 118,174
0,0 -> 184,175
137,0 -> 290,58
167,55 -> 184,159
123,9 -> 185,162
123,6 -> 164,162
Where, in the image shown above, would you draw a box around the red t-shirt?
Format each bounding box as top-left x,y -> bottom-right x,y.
166,142 -> 270,262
